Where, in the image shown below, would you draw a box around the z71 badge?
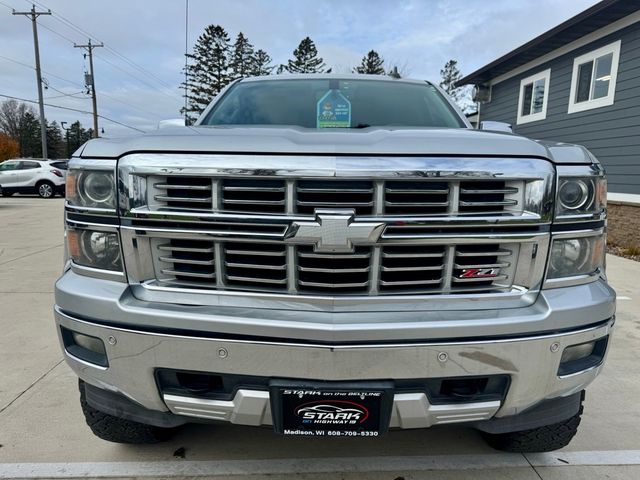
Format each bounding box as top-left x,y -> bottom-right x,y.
459,268 -> 500,279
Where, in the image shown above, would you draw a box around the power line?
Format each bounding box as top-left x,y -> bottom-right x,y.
1,55 -> 166,120
93,53 -> 177,100
0,54 -> 86,89
0,0 -> 15,11
0,93 -> 147,133
97,91 -> 166,120
27,0 -> 176,91
38,21 -> 77,45
45,91 -> 87,100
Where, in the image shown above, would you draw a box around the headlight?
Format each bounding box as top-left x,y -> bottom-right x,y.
67,228 -> 122,271
67,170 -> 116,209
555,171 -> 606,220
546,233 -> 605,282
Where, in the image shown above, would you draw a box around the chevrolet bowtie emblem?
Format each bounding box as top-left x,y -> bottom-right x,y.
284,209 -> 384,253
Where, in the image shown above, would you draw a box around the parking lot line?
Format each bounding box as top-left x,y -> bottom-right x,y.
2,450 -> 640,478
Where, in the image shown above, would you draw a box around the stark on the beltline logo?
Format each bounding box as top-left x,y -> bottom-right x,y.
459,268 -> 500,279
295,401 -> 369,425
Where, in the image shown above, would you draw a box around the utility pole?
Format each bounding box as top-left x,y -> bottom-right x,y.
13,4 -> 51,159
74,39 -> 103,138
60,121 -> 70,158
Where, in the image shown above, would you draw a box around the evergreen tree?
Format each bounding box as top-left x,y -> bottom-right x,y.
286,37 -> 326,73
439,59 -> 463,103
354,50 -> 385,74
230,32 -> 255,80
439,59 -> 475,113
18,111 -> 41,158
46,121 -> 65,159
181,25 -> 232,123
250,49 -> 274,76
66,121 -> 92,154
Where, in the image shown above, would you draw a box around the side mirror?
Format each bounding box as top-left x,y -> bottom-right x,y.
480,121 -> 513,133
158,118 -> 186,129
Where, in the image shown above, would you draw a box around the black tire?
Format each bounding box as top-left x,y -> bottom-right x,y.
79,380 -> 175,444
36,181 -> 55,198
482,406 -> 583,452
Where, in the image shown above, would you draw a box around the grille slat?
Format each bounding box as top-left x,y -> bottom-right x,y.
298,266 -> 370,273
154,195 -> 213,203
380,278 -> 442,286
159,256 -> 215,266
226,262 -> 287,270
381,265 -> 444,272
452,275 -> 509,283
155,183 -> 212,191
227,275 -> 288,285
161,269 -> 216,279
299,280 -> 370,289
453,262 -> 510,269
459,200 -> 518,207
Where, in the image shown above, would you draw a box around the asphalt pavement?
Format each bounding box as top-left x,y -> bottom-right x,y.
0,196 -> 639,479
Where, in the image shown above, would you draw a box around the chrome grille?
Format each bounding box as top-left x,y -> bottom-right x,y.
145,177 -> 525,217
121,154 -> 554,304
149,240 -> 520,296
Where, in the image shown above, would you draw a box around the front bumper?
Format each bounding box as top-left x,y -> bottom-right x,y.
55,308 -> 613,430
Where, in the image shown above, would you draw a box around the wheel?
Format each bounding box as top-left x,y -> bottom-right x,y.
36,181 -> 55,198
79,380 -> 175,444
481,406 -> 583,452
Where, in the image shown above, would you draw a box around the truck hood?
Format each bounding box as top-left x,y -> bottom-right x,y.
78,126 -> 595,164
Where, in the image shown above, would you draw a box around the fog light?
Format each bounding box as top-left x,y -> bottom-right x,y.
558,336 -> 608,376
61,327 -> 108,367
561,342 -> 595,363
72,332 -> 106,356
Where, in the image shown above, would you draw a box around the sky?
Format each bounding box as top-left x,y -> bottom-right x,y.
0,0 -> 601,138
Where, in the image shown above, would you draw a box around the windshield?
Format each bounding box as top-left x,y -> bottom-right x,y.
201,78 -> 465,129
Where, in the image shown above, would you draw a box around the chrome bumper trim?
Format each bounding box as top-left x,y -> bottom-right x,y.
162,391 -> 500,429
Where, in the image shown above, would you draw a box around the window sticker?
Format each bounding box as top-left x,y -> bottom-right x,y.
317,89 -> 351,128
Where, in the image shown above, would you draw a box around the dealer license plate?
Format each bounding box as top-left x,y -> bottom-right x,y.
276,388 -> 386,437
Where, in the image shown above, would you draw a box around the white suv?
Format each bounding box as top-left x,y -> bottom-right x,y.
0,159 -> 66,198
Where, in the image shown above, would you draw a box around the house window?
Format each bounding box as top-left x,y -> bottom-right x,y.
516,69 -> 551,125
568,40 -> 621,114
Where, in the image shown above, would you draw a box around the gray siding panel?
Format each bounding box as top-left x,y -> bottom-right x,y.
481,21 -> 640,194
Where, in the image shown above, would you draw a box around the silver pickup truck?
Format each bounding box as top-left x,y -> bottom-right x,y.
55,74 -> 615,452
